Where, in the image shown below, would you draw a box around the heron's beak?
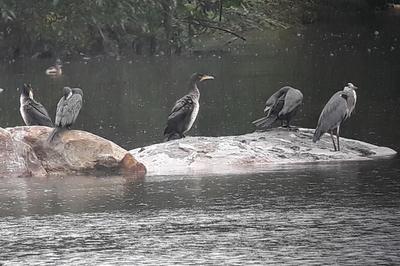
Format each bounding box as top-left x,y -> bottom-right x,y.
200,75 -> 214,82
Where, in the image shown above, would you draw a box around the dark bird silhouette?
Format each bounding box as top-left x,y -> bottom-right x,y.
19,83 -> 53,127
252,86 -> 303,129
48,87 -> 83,142
164,73 -> 214,141
313,83 -> 358,151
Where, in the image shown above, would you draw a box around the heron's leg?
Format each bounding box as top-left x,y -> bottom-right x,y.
330,130 -> 337,151
336,125 -> 341,151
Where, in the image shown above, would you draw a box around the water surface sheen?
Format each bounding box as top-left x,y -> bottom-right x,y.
1,13 -> 400,265
1,160 -> 400,265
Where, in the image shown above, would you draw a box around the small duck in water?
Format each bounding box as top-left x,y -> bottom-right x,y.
45,59 -> 62,76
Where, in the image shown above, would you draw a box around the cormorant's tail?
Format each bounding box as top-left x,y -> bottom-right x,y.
163,125 -> 183,141
313,127 -> 323,143
47,127 -> 64,143
252,115 -> 277,129
164,132 -> 182,142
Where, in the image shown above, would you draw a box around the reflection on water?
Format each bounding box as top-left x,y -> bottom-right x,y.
0,13 -> 400,265
0,160 -> 400,264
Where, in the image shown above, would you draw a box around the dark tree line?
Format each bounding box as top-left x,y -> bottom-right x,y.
0,0 -> 393,60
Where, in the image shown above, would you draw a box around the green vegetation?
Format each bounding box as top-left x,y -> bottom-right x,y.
0,0 -> 389,59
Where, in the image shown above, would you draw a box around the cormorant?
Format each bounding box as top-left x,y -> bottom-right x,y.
313,83 -> 358,151
252,86 -> 303,129
45,59 -> 62,76
19,83 -> 53,127
164,73 -> 214,141
48,87 -> 83,142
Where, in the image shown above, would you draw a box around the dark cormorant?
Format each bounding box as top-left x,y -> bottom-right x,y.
19,83 -> 53,127
313,83 -> 358,151
164,73 -> 214,141
252,86 -> 303,129
48,87 -> 83,142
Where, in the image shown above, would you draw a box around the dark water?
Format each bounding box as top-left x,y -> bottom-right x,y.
1,13 -> 400,265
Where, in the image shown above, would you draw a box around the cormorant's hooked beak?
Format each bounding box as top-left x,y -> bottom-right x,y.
200,75 -> 214,82
347,83 -> 358,90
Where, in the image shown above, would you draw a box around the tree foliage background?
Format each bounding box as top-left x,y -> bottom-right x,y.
0,0 -> 389,59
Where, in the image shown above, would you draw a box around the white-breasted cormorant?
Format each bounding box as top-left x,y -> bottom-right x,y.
48,87 -> 83,142
252,86 -> 303,129
164,73 -> 214,141
313,83 -> 358,151
19,83 -> 53,127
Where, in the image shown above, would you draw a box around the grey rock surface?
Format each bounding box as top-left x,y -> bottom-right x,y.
130,128 -> 397,176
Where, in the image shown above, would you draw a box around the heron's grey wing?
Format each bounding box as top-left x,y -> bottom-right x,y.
316,91 -> 348,132
279,88 -> 303,116
168,95 -> 194,122
61,94 -> 82,126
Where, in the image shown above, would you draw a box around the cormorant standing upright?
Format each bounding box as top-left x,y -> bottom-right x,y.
252,86 -> 303,129
19,83 -> 53,127
164,73 -> 214,141
48,87 -> 83,142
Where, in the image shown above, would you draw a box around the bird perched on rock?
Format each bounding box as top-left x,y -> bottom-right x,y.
19,83 -> 53,127
313,83 -> 358,151
48,87 -> 83,142
164,73 -> 214,141
252,86 -> 303,130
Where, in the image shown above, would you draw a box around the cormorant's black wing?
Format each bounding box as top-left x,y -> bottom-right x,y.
279,88 -> 303,117
168,95 -> 194,121
164,95 -> 194,135
25,99 -> 53,126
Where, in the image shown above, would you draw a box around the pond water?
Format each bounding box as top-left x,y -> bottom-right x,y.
1,12 -> 400,265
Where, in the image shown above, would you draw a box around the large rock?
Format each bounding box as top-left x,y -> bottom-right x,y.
130,128 -> 397,176
0,126 -> 146,178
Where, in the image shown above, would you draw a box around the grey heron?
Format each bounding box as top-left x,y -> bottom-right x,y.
19,83 -> 53,127
164,73 -> 214,141
48,86 -> 83,142
313,83 -> 358,151
252,86 -> 303,129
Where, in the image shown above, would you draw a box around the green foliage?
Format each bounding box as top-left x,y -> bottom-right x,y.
0,0 -> 370,58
